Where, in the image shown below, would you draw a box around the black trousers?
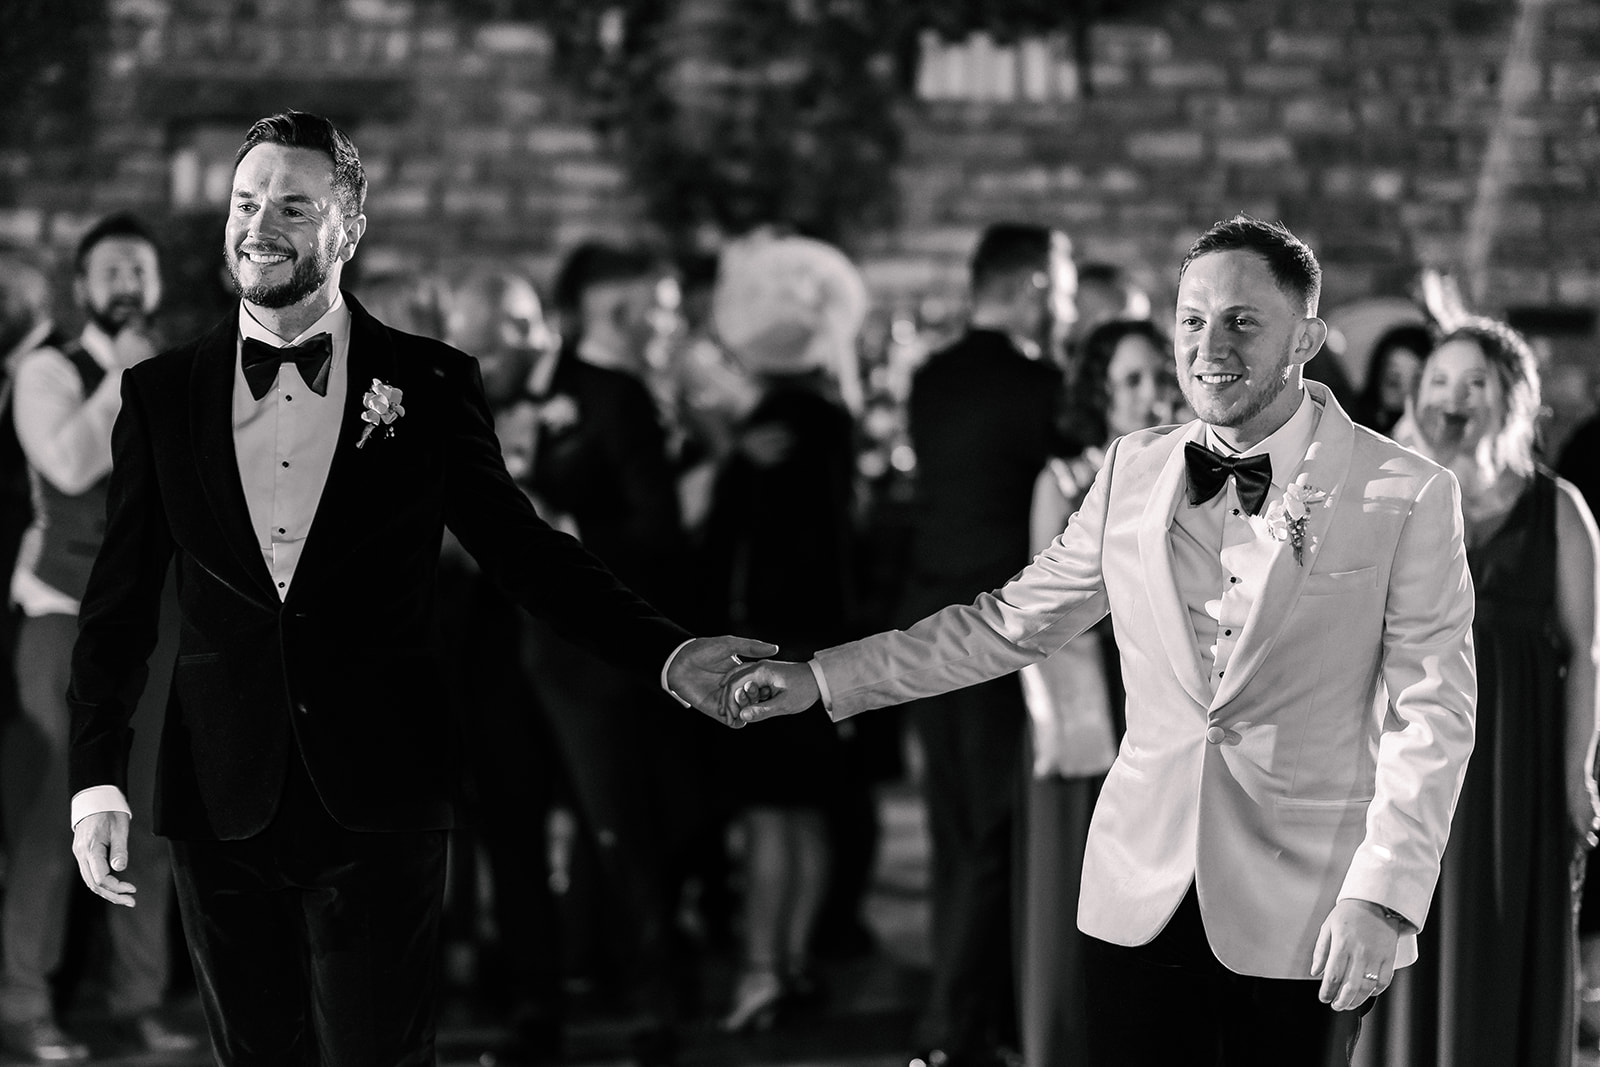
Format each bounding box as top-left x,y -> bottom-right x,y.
170,751 -> 448,1067
909,676 -> 1025,1056
1083,885 -> 1369,1067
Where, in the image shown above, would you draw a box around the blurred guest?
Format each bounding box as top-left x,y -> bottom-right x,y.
3,215 -> 199,1060
1355,323 -> 1431,435
699,232 -> 869,1031
1560,402 -> 1600,1045
512,247 -> 708,1065
1064,262 -> 1149,371
1358,318 -> 1600,1067
1016,318 -> 1177,1066
437,269 -> 566,1062
0,250 -> 56,770
897,222 -> 1077,1067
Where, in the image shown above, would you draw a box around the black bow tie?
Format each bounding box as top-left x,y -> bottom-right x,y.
241,333 -> 332,401
1184,442 -> 1273,516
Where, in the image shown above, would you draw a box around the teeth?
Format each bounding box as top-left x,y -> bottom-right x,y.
1196,373 -> 1239,384
245,252 -> 289,264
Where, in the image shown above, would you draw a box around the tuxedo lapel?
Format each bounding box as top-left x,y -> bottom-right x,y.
285,294 -> 396,603
1211,384 -> 1356,708
190,317 -> 278,601
1137,420 -> 1215,709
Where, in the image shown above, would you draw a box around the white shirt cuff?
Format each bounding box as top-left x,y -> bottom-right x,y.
661,638 -> 696,708
71,785 -> 131,830
808,659 -> 834,713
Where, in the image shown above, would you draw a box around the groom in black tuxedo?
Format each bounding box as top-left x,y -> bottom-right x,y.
66,109 -> 768,1067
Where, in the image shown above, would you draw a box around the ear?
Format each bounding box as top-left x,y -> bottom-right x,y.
1293,316 -> 1329,365
338,213 -> 368,264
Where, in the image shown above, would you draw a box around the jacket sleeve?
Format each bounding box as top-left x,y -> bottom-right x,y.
1339,467 -> 1477,928
815,432 -> 1118,719
67,370 -> 175,796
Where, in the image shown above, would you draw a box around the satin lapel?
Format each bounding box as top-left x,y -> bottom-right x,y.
190,316 -> 278,601
1137,420 -> 1215,709
1211,384 -> 1356,709
283,294 -> 396,604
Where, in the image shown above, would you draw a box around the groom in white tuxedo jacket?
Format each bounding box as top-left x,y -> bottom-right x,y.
728,216 -> 1476,1066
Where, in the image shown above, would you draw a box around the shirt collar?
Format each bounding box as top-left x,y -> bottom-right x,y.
77,323 -> 121,370
1204,387 -> 1318,489
237,291 -> 349,351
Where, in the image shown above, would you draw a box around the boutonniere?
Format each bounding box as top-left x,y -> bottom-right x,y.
536,394 -> 580,436
1262,475 -> 1328,565
357,378 -> 405,448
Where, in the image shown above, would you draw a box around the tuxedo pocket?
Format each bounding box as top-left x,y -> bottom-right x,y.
1301,566 -> 1377,596
1274,794 -> 1374,820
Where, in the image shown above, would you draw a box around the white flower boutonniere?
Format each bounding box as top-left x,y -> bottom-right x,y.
536,394 -> 580,436
1262,475 -> 1328,565
357,378 -> 405,449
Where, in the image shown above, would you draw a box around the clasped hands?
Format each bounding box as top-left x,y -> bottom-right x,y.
666,640 -> 818,727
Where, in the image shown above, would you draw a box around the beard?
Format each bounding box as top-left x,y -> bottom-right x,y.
86,294 -> 146,336
1182,347 -> 1293,430
226,231 -> 338,309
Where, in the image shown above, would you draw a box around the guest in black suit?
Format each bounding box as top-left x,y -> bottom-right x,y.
66,110 -> 769,1067
503,248 -> 710,1062
898,223 -> 1078,1067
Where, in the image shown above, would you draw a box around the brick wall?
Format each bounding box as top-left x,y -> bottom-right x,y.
4,0 -> 1598,440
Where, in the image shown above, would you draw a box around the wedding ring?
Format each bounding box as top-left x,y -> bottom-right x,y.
1363,972 -> 1380,981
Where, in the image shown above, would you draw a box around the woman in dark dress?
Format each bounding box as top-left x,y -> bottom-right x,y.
698,234 -> 868,1031
1356,317 -> 1600,1067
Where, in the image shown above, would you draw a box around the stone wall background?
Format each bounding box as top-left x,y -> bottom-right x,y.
4,0 -> 1598,446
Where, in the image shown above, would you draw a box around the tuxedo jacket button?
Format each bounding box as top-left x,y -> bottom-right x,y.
1205,725 -> 1226,744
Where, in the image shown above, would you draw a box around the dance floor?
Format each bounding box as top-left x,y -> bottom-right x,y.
21,787 -> 1600,1067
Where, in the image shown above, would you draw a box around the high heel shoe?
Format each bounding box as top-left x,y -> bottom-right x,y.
721,970 -> 784,1032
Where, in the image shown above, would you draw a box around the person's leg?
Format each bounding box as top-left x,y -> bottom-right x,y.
169,838 -> 315,1066
780,808 -> 830,988
723,807 -> 787,1031
1220,971 -> 1368,1067
0,615 -> 81,1033
1082,889 -> 1222,1067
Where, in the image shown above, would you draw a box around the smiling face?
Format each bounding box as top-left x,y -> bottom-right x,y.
225,144 -> 365,312
77,236 -> 161,335
1413,337 -> 1504,461
1174,250 -> 1325,449
1104,332 -> 1177,437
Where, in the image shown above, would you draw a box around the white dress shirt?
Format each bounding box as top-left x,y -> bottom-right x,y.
1173,390 -> 1318,693
234,295 -> 351,598
10,324 -> 126,617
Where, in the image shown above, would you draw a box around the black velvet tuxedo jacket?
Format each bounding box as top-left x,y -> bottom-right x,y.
67,293 -> 690,841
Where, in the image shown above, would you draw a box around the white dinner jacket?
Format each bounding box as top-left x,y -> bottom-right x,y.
815,382 -> 1476,978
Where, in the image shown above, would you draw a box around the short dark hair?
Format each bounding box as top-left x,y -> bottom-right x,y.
969,223 -> 1061,301
1179,215 -> 1321,315
74,213 -> 160,275
233,110 -> 367,217
550,242 -> 658,315
1072,318 -> 1174,445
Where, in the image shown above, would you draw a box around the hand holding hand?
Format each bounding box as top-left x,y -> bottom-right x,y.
667,636 -> 780,727
728,660 -> 821,722
72,811 -> 137,907
1310,898 -> 1402,1010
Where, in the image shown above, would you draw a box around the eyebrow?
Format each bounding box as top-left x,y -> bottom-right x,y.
230,188 -> 321,208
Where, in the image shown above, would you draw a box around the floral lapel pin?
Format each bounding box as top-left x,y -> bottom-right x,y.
536,394 -> 580,436
357,378 -> 405,449
1263,474 -> 1328,565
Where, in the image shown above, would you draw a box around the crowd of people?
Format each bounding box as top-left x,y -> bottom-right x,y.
0,106 -> 1593,1067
